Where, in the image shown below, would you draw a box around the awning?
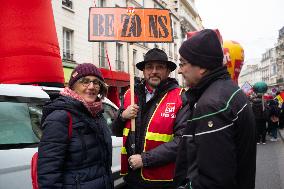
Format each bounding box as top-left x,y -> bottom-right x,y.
100,68 -> 130,87
63,67 -> 73,83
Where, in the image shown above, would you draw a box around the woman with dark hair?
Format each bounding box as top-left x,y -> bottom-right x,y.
267,99 -> 281,141
37,63 -> 113,189
252,94 -> 268,144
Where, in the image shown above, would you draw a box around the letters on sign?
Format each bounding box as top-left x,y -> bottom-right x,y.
89,7 -> 173,42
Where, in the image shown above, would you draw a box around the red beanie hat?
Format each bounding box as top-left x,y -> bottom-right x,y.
69,63 -> 104,88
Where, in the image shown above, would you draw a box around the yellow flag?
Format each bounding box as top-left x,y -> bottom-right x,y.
275,95 -> 283,104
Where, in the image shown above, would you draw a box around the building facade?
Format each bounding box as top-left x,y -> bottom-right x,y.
276,26 -> 284,89
260,48 -> 277,88
239,47 -> 279,94
239,64 -> 261,88
51,0 -> 202,105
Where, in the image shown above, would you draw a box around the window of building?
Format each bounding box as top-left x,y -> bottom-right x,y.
169,43 -> 173,58
62,0 -> 73,9
99,42 -> 107,68
154,2 -> 162,8
161,43 -> 166,52
98,0 -> 105,7
116,43 -> 124,71
173,22 -> 177,37
63,28 -> 74,61
174,43 -> 178,60
272,64 -> 277,75
133,50 -> 139,76
135,0 -> 144,6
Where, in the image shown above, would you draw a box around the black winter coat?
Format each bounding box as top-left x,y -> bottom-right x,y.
37,96 -> 113,189
174,67 -> 256,189
251,96 -> 268,121
112,78 -> 190,189
267,99 -> 281,117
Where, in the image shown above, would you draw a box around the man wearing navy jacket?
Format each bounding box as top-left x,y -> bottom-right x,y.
175,29 -> 256,189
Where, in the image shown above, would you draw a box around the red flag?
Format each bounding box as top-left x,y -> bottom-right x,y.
105,48 -> 112,71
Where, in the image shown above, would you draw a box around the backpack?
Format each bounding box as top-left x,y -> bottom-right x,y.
252,98 -> 268,120
31,111 -> 73,189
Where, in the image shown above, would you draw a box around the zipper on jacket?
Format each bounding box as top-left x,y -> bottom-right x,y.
75,175 -> 81,189
77,129 -> 87,161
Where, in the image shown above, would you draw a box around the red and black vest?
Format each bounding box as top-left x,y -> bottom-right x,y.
121,87 -> 183,181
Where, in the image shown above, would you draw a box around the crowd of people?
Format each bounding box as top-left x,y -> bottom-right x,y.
250,92 -> 284,144
37,29 -> 259,189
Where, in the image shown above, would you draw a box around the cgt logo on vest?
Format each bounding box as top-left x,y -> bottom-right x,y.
161,103 -> 176,118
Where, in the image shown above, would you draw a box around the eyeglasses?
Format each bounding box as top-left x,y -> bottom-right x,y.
179,62 -> 187,68
78,77 -> 101,87
144,64 -> 167,71
179,59 -> 188,68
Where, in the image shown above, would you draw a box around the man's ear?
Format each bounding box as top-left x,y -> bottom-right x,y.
166,67 -> 171,75
200,68 -> 209,76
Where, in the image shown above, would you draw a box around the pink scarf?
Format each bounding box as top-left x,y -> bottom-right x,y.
60,87 -> 103,117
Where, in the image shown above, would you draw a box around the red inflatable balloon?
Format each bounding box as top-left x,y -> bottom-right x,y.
187,29 -> 223,44
223,40 -> 244,84
0,0 -> 64,86
187,30 -> 244,84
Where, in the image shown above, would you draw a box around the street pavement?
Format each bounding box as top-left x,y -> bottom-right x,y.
255,129 -> 284,189
279,129 -> 284,141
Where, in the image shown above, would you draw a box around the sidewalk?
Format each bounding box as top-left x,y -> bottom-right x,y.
279,128 -> 284,141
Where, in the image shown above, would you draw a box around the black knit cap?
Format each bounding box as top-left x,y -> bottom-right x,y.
68,63 -> 104,88
179,29 -> 224,70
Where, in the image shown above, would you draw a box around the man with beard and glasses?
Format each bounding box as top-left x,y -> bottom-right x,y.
174,29 -> 256,189
112,48 -> 190,189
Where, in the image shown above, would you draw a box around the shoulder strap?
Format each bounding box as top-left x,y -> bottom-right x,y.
66,111 -> 72,139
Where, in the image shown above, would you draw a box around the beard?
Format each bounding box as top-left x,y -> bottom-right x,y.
147,76 -> 161,88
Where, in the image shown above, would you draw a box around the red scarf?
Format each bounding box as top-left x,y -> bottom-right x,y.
145,83 -> 154,94
60,87 -> 103,117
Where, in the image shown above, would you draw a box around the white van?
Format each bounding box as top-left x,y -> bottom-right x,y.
0,84 -> 123,189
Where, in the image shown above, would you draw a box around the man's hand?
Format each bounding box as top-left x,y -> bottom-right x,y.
128,154 -> 143,170
122,104 -> 139,120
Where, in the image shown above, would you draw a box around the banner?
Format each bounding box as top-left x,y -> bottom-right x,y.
241,81 -> 252,94
89,7 -> 173,42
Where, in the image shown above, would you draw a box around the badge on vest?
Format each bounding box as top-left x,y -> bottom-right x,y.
208,121 -> 213,127
161,103 -> 176,118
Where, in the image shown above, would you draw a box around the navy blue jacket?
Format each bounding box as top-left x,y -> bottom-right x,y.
175,67 -> 256,189
38,95 -> 113,189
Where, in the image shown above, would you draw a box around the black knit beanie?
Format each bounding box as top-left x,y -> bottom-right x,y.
68,63 -> 104,88
179,29 -> 224,70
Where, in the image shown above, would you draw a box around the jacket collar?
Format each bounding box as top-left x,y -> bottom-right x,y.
185,66 -> 230,109
136,78 -> 178,96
